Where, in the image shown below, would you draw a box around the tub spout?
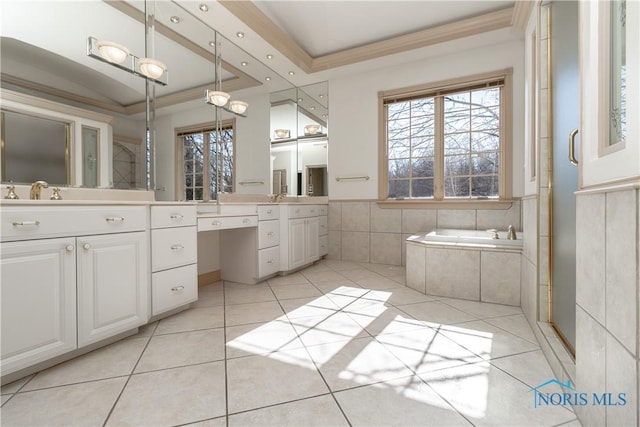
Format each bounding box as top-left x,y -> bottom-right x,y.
507,225 -> 517,240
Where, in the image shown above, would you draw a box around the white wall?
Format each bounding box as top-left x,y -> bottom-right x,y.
328,39 -> 525,200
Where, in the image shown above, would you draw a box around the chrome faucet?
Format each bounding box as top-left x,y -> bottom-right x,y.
270,193 -> 285,203
29,181 -> 48,200
507,225 -> 517,240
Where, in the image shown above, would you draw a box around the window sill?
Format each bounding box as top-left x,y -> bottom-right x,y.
376,199 -> 518,210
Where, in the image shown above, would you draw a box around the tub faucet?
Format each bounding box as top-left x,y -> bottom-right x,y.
487,229 -> 499,239
507,225 -> 517,240
29,181 -> 48,200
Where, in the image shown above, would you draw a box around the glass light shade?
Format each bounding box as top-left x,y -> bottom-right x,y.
138,58 -> 166,79
208,91 -> 230,107
229,100 -> 248,114
97,40 -> 130,64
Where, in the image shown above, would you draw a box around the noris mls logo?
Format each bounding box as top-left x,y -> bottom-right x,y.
529,378 -> 627,408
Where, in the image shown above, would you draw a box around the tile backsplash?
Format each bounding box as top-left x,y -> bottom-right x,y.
328,200 -> 522,265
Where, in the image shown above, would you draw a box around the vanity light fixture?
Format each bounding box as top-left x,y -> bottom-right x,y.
96,40 -> 129,64
198,3 -> 209,12
207,90 -> 231,107
236,31 -> 245,38
169,16 -> 181,24
87,36 -> 167,85
229,100 -> 248,115
138,58 -> 167,80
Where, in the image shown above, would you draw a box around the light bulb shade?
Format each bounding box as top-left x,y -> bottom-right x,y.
229,100 -> 248,114
97,40 -> 130,64
304,124 -> 321,135
208,91 -> 230,107
138,58 -> 166,80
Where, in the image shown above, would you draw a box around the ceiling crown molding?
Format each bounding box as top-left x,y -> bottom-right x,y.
511,0 -> 536,31
220,1 -> 515,73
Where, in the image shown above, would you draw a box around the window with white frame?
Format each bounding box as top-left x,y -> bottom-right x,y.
177,120 -> 235,201
380,70 -> 512,202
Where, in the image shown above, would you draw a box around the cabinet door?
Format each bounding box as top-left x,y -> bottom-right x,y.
305,217 -> 319,263
1,238 -> 77,375
288,219 -> 306,269
77,232 -> 148,347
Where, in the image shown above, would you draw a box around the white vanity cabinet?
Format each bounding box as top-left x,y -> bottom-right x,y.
150,205 -> 198,317
0,205 -> 149,376
318,205 -> 328,256
281,205 -> 322,272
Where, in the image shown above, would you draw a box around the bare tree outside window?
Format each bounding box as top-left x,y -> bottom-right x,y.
386,84 -> 502,200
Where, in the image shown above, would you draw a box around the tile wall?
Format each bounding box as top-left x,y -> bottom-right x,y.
328,201 -> 521,266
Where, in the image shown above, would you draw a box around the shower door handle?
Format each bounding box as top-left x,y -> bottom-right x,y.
568,128 -> 579,166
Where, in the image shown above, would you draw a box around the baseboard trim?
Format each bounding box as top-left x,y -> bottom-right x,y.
198,270 -> 221,286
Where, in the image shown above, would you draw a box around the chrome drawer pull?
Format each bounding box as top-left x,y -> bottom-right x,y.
171,244 -> 184,251
212,220 -> 221,226
12,220 -> 40,227
170,214 -> 184,220
171,285 -> 185,292
267,209 -> 272,214
242,218 -> 250,224
267,259 -> 274,264
267,231 -> 274,237
106,217 -> 125,222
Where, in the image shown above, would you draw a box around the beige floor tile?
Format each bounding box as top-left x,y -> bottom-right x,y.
376,328 -> 482,374
484,313 -> 538,344
270,283 -> 323,300
364,263 -> 406,277
154,306 -> 224,335
354,275 -> 406,291
290,312 -> 369,346
193,284 -> 224,308
339,268 -> 380,281
323,260 -> 366,271
1,375 -> 33,395
1,394 -> 11,405
182,417 -> 227,427
438,320 -> 539,361
131,321 -> 157,337
420,362 -> 576,426
225,300 -> 285,326
342,299 -> 426,336
490,349 -> 558,389
306,337 -> 414,391
301,269 -> 346,283
228,394 -> 349,426
23,337 -> 148,391
2,377 -> 126,426
366,287 -> 437,306
135,329 -> 225,373
108,362 -> 226,426
226,319 -> 304,359
267,273 -> 310,286
439,298 -> 522,319
334,376 -> 472,426
226,348 -> 329,413
224,286 -> 276,305
324,294 -> 359,309
398,301 -> 478,326
279,295 -> 339,319
313,281 -> 366,296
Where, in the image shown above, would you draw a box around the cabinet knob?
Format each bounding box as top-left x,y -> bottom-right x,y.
83,243 -> 91,250
171,285 -> 185,292
267,231 -> 274,237
242,218 -> 250,224
170,214 -> 183,220
267,209 -> 272,214
65,245 -> 74,252
212,220 -> 221,226
170,244 -> 184,251
105,217 -> 125,222
267,259 -> 274,264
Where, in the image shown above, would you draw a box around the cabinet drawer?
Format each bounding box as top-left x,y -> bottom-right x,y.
288,205 -> 318,219
318,205 -> 328,216
1,206 -> 147,242
151,205 -> 196,229
151,227 -> 197,272
258,220 -> 280,249
318,216 -> 328,236
319,235 -> 329,256
258,246 -> 280,278
258,205 -> 280,221
152,264 -> 198,316
198,215 -> 257,232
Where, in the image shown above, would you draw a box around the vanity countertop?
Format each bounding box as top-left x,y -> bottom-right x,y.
0,199 -> 197,206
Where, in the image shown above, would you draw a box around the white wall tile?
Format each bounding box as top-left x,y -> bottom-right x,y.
370,203 -> 401,233
539,284 -> 549,322
574,307 -> 606,426
476,201 -> 521,231
436,209 -> 476,230
401,210 -> 437,234
539,190 -> 549,237
370,233 -> 402,266
341,202 -> 370,232
521,257 -> 537,323
575,193 -> 606,325
605,190 -> 638,354
606,333 -> 638,426
401,233 -> 412,266
329,202 -> 342,231
425,248 -> 480,300
341,231 -> 370,263
539,236 -> 549,286
406,243 -> 426,294
538,140 -> 549,192
328,230 -> 341,260
523,198 -> 538,263
481,251 -> 521,306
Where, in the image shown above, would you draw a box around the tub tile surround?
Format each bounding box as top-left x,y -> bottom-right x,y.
1,260 -> 580,427
328,200 -> 522,266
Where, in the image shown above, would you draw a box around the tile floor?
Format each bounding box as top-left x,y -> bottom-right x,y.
1,260 -> 581,426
